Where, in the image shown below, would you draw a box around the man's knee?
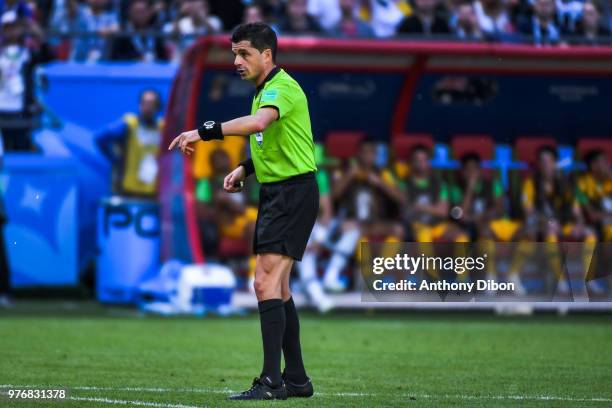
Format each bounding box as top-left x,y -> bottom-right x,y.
254,254 -> 290,299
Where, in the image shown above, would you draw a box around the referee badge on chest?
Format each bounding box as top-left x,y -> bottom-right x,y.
254,132 -> 264,147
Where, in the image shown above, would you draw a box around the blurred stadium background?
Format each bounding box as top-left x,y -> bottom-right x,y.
0,1 -> 612,406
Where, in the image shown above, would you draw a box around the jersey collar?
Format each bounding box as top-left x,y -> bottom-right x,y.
256,66 -> 281,93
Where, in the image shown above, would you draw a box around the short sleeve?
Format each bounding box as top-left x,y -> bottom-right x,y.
381,170 -> 397,187
196,178 -> 212,203
258,85 -> 295,118
449,184 -> 462,205
492,179 -> 503,198
439,182 -> 449,201
316,170 -> 330,195
576,178 -> 588,205
522,178 -> 534,208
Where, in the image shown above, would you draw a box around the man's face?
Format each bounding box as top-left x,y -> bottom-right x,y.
538,151 -> 557,178
415,0 -> 435,13
139,91 -> 160,121
129,1 -> 150,27
88,0 -> 109,11
232,40 -> 269,81
411,150 -> 431,175
287,0 -> 307,18
592,155 -> 610,178
244,6 -> 263,24
1,22 -> 23,44
357,143 -> 377,168
339,0 -> 354,11
457,4 -> 476,28
535,0 -> 555,20
582,3 -> 599,29
461,159 -> 481,180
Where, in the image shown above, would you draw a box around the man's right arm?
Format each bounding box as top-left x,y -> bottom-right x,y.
239,158 -> 255,178
95,120 -> 128,162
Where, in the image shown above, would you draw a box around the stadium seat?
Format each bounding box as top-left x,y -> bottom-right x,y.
451,134 -> 494,160
391,133 -> 434,161
577,138 -> 612,162
325,131 -> 365,160
515,136 -> 557,167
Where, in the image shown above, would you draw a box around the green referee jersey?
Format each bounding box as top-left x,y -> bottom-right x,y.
250,67 -> 317,183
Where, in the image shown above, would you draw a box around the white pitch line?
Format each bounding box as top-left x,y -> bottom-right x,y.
2,384 -> 612,404
70,396 -> 203,408
72,386 -> 231,395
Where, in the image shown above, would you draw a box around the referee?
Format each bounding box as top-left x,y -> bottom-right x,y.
169,23 -> 318,400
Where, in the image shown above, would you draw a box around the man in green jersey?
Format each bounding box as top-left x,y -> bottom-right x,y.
169,23 -> 317,400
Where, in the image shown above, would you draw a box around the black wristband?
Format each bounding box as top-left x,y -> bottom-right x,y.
197,120 -> 224,141
239,158 -> 255,177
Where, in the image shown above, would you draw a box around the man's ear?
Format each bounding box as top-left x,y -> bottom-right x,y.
263,48 -> 273,63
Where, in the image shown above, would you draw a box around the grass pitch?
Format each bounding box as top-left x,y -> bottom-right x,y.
1,302 -> 611,407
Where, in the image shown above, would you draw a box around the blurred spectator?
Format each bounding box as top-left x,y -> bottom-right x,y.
449,153 -> 511,285
95,89 -> 163,196
79,0 -> 119,62
398,145 -> 468,282
327,137 -> 405,291
518,0 -> 563,45
511,146 -> 595,294
573,1 -> 611,44
449,153 -> 505,240
1,0 -> 34,19
400,145 -> 467,243
578,149 -> 612,242
307,0 -> 342,30
474,0 -> 515,39
242,3 -> 265,24
48,0 -> 90,60
326,0 -> 374,37
444,0 -> 466,30
396,0 -> 451,35
109,0 -> 168,61
296,144 -> 336,310
556,0 -> 584,34
455,2 -> 485,39
195,148 -> 257,273
0,11 -> 51,151
576,149 -> 612,293
163,0 -> 222,60
195,148 -> 256,229
277,0 -> 322,34
368,0 -> 411,38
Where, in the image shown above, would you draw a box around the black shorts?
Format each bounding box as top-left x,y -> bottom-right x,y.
253,172 -> 319,261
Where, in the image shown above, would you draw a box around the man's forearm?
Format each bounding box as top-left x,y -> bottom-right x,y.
239,158 -> 255,177
221,115 -> 266,137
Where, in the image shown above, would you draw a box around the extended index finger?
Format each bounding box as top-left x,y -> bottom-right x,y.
168,135 -> 181,150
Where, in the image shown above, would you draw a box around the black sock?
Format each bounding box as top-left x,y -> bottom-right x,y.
258,299 -> 285,387
282,297 -> 308,384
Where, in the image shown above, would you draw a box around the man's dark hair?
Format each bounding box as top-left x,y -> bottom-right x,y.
139,89 -> 162,111
537,145 -> 558,160
231,23 -> 278,62
584,149 -> 605,170
359,133 -> 377,146
460,152 -> 482,166
411,144 -> 432,158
